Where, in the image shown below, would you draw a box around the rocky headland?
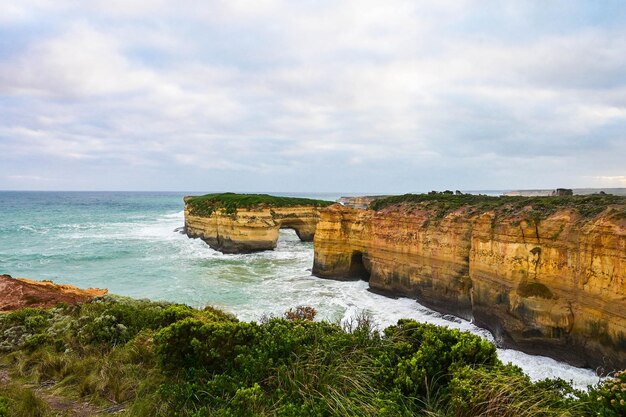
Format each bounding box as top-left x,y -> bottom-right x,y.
336,195 -> 390,209
312,193 -> 626,370
0,274 -> 107,311
184,193 -> 333,253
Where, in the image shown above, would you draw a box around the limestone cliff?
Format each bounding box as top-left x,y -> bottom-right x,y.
184,193 -> 333,253
313,194 -> 626,370
0,274 -> 107,311
337,196 -> 390,209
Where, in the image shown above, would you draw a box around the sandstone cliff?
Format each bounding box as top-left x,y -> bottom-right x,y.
337,196 -> 390,209
184,193 -> 332,253
313,194 -> 626,370
0,274 -> 107,311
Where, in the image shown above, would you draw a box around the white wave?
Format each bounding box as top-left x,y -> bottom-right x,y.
162,210 -> 185,219
57,223 -> 100,230
497,348 -> 600,389
220,261 -> 600,389
176,237 -> 223,259
18,225 -> 49,234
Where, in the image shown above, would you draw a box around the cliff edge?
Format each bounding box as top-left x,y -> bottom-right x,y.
184,193 -> 333,253
313,193 -> 626,370
0,274 -> 107,311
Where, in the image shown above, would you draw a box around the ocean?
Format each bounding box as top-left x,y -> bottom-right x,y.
0,191 -> 600,389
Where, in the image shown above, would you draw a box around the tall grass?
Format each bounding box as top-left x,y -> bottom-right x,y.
0,384 -> 49,417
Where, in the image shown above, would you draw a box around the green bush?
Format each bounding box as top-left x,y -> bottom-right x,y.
155,318 -> 259,372
23,315 -> 48,332
384,319 -> 498,396
2,308 -> 50,328
159,304 -> 195,326
584,369 -> 626,416
77,313 -> 129,345
72,297 -> 222,347
23,333 -> 52,351
448,364 -> 582,416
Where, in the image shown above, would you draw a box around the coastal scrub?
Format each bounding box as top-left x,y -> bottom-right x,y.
186,193 -> 334,217
0,296 -> 621,416
369,193 -> 626,221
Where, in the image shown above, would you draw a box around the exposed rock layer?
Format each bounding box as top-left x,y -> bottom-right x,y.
185,204 -> 323,253
313,202 -> 626,370
0,274 -> 107,311
336,196 -> 390,209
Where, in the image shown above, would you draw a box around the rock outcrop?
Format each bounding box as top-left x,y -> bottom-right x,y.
0,274 -> 107,311
313,195 -> 626,370
337,196 -> 390,209
184,193 -> 333,253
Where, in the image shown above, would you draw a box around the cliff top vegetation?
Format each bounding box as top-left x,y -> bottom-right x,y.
186,192 -> 334,216
369,192 -> 626,221
0,295 -> 622,416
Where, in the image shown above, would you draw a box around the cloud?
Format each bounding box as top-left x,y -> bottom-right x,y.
0,0 -> 624,191
6,175 -> 50,181
592,176 -> 626,186
0,24 -> 155,97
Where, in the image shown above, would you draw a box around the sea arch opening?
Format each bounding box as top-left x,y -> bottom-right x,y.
276,227 -> 302,246
349,251 -> 371,282
279,219 -> 315,242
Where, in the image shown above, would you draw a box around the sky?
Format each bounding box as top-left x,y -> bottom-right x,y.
0,1 -> 625,193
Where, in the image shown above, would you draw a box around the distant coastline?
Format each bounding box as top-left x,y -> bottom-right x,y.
501,188 -> 626,197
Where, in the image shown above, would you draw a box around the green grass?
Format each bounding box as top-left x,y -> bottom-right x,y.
0,296 -> 620,416
186,193 -> 334,217
0,384 -> 49,417
369,193 -> 626,221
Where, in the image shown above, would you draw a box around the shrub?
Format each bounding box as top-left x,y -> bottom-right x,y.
448,364 -> 583,416
384,320 -> 498,396
159,304 -> 195,326
23,333 -> 52,351
77,313 -> 129,345
284,306 -> 317,322
200,305 -> 238,323
155,319 -> 259,372
0,298 -> 598,417
1,309 -> 50,332
585,369 -> 626,416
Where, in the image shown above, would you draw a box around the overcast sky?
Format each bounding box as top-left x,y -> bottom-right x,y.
1,1 -> 625,193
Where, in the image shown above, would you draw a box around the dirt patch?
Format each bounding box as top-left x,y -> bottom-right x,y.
39,393 -> 104,417
0,274 -> 107,311
0,368 -> 9,385
0,368 -> 116,416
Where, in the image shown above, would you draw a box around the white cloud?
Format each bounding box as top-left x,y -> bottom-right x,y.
6,175 -> 49,181
0,1 -> 624,191
592,176 -> 626,186
0,24 -> 155,97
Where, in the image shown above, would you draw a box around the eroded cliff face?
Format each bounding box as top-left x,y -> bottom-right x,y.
185,204 -> 321,254
313,202 -> 626,369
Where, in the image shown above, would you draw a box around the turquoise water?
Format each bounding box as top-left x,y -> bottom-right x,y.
0,191 -> 599,388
